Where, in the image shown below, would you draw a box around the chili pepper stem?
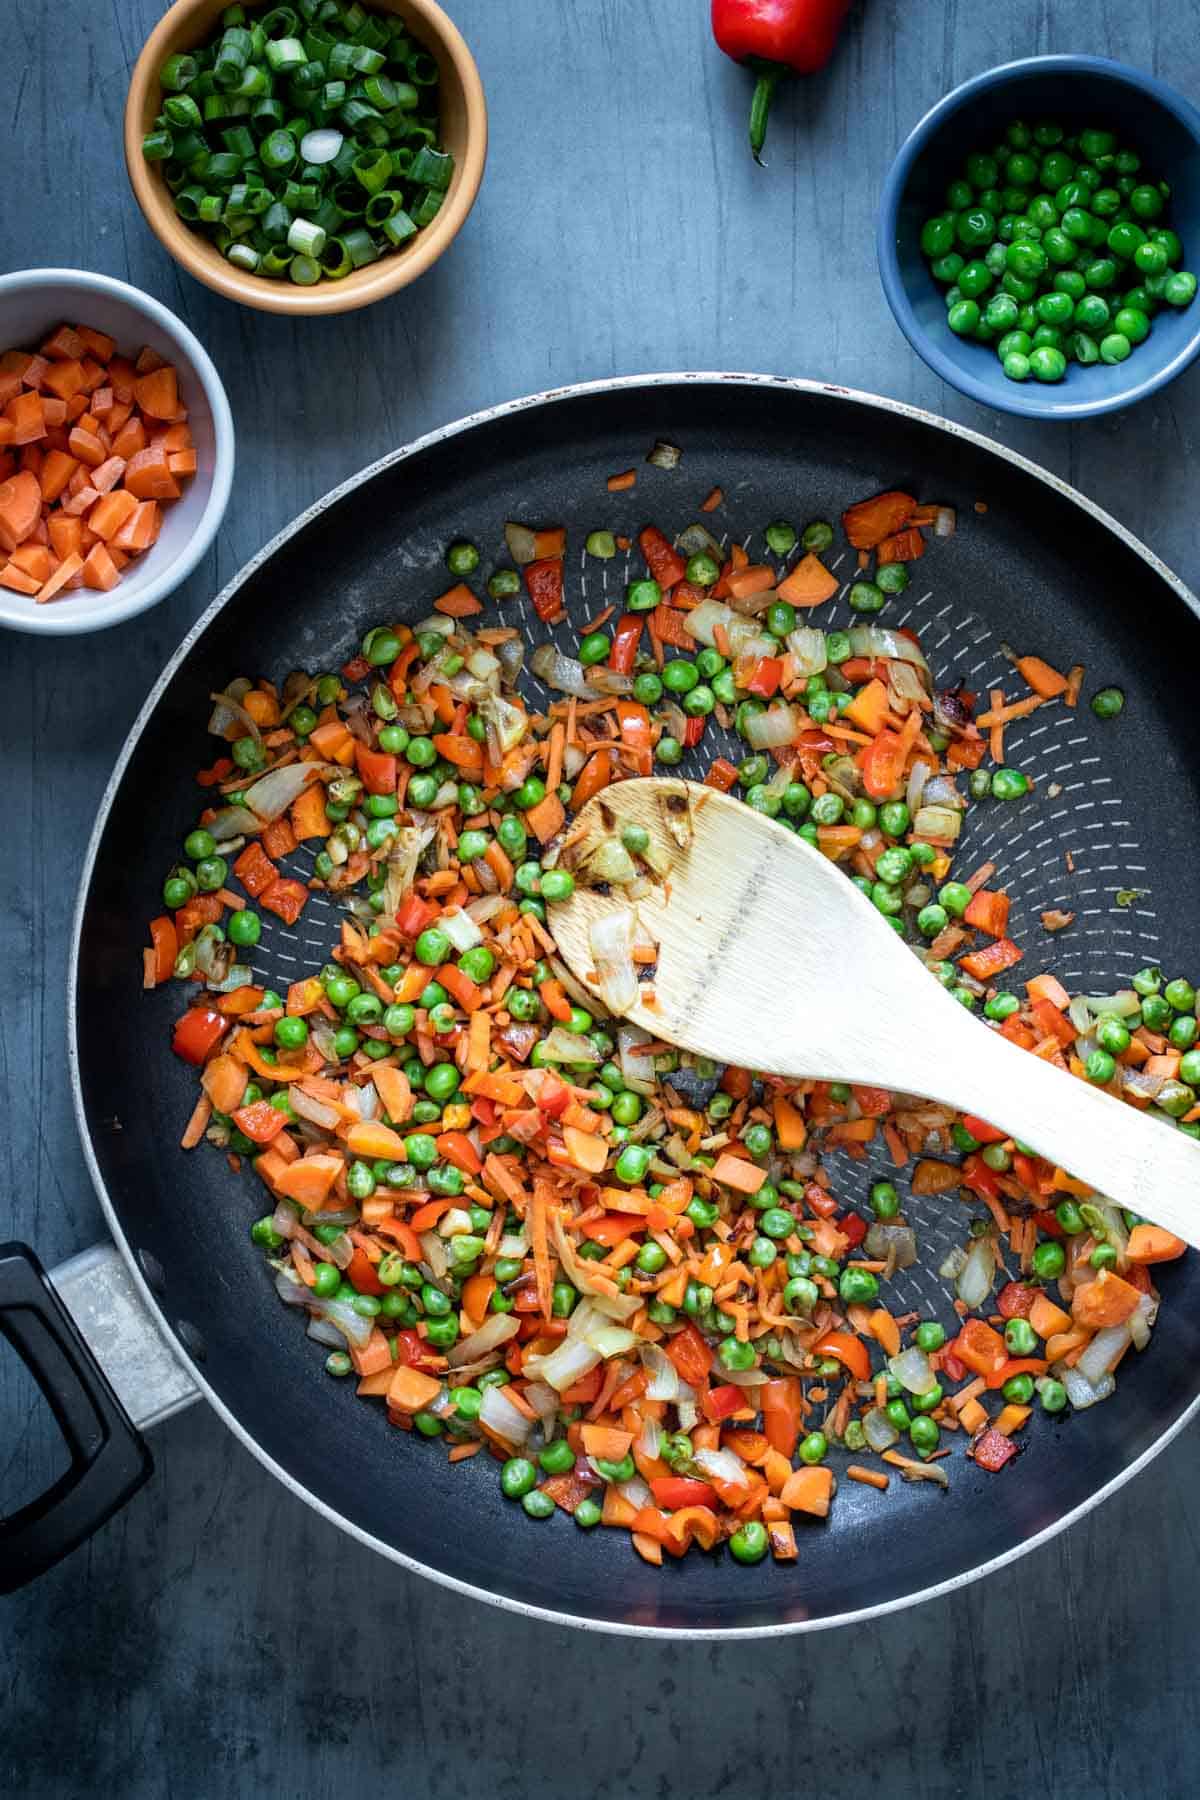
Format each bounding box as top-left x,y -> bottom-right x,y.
748,65 -> 781,164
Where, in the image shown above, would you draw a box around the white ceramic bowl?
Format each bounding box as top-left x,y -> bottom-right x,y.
0,269 -> 234,635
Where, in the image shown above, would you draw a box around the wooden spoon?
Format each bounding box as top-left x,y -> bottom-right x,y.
547,777 -> 1200,1247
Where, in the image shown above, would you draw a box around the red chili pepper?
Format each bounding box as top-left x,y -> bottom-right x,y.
172,1006 -> 229,1066
711,0 -> 852,162
609,612 -> 643,674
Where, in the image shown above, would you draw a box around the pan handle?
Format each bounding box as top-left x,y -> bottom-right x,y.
0,1242 -> 193,1593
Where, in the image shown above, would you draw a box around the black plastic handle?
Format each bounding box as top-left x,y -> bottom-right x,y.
0,1242 -> 152,1593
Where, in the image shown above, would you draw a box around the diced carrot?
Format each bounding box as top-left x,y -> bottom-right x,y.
40,359 -> 86,403
1071,1268 -> 1142,1329
155,421 -> 192,452
200,1053 -> 250,1116
90,387 -> 114,416
1016,655 -> 1069,699
112,499 -> 160,552
343,1120 -> 409,1160
39,448 -> 78,503
779,1465 -> 834,1516
10,542 -> 51,583
387,1365 -> 442,1415
1029,1293 -> 1072,1340
274,1152 -> 343,1207
843,677 -> 890,734
1125,1223 -> 1187,1264
134,366 -> 179,420
433,582 -> 483,616
42,325 -> 88,361
0,562 -> 40,595
525,791 -> 565,843
772,1093 -> 807,1150
36,552 -> 84,604
0,469 -> 42,553
124,443 -> 180,500
90,455 -> 127,495
710,1152 -> 767,1194
67,425 -> 106,468
61,485 -> 99,517
81,542 -> 120,591
290,782 -> 331,842
5,391 -> 46,443
110,416 -> 146,461
776,551 -> 839,606
580,1423 -> 634,1461
842,489 -> 915,549
168,450 -> 197,476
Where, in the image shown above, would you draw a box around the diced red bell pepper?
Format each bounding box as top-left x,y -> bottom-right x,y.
804,1182 -> 839,1218
395,893 -> 438,938
682,714 -> 705,747
973,1426 -> 1019,1472
704,758 -> 739,791
664,1321 -> 713,1387
859,730 -> 907,800
341,654 -> 371,682
985,1356 -> 1047,1391
534,1071 -> 571,1117
649,1476 -> 719,1512
760,1376 -> 803,1458
394,1328 -> 442,1373
148,915 -> 178,985
231,1099 -> 289,1144
260,878 -> 309,925
346,1248 -> 387,1296
958,937 -> 1023,982
233,841 -> 279,899
609,613 -> 643,674
953,1318 -> 1008,1378
961,1113 -> 1007,1145
639,524 -> 686,589
812,1331 -> 871,1383
744,656 -> 783,698
172,1006 -> 229,1065
960,1153 -> 1002,1201
1031,998 -> 1076,1048
524,556 -> 564,620
996,1281 -> 1036,1320
354,744 -> 398,795
838,1211 -> 868,1248
1033,1207 -> 1065,1239
851,1085 -> 893,1117
436,1130 -> 483,1176
702,1383 -> 746,1423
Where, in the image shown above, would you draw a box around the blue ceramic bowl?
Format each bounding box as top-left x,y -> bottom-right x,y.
877,56 -> 1200,419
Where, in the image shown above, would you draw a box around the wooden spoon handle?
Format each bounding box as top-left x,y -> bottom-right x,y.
930,1013 -> 1200,1247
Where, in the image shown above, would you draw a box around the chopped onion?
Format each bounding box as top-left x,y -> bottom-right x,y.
934,506 -> 956,537
641,1343 -> 681,1402
466,893 -> 510,924
580,836 -> 638,886
865,1223 -> 917,1268
590,908 -> 638,1014
414,614 -> 455,642
676,522 -> 722,558
325,1231 -> 354,1271
744,702 -> 799,751
271,1202 -> 297,1240
547,953 -> 609,1018
913,804 -> 963,843
616,1474 -> 654,1513
306,1314 -> 346,1349
440,908 -> 484,954
646,438 -> 681,469
504,521 -> 538,566
539,1025 -> 602,1065
447,1313 -> 521,1366
477,691 -> 528,759
956,1237 -> 994,1310
1068,996 -> 1093,1035
636,1414 -> 663,1462
382,824 -> 436,920
786,626 -> 828,678
531,1336 -> 602,1394
847,626 -> 929,670
318,1295 -> 376,1350
208,804 -> 260,844
466,646 -> 501,683
888,660 -> 927,706
495,636 -> 525,681
693,1446 -> 751,1494
586,1323 -> 641,1360
289,1087 -> 341,1131
887,1347 -> 938,1396
1061,1365 -> 1114,1410
531,642 -> 604,699
863,1407 -> 900,1452
300,126 -> 342,163
617,1023 -> 657,1094
1084,989 -> 1141,1018
906,759 -> 932,816
1130,1292 -> 1156,1352
207,677 -> 253,738
480,1382 -> 533,1445
683,598 -> 736,648
716,1363 -> 769,1387
923,773 -> 966,809
938,1245 -> 967,1281
1076,1323 -> 1131,1388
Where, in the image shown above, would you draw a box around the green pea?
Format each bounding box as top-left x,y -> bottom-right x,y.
614,1143 -> 651,1184
909,1415 -> 940,1455
1003,1373 -> 1035,1404
1037,1376 -> 1068,1413
1085,1049 -> 1116,1084
325,1351 -> 353,1377
849,580 -> 886,613
914,1320 -> 946,1352
886,1399 -> 912,1430
870,1179 -> 900,1219
757,1208 -> 793,1241
839,1267 -> 878,1304
274,1015 -> 308,1050
500,1457 -> 537,1499
1005,1317 -> 1038,1356
1031,1239 -> 1066,1280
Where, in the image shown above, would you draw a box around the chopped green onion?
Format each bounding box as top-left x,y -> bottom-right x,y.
409,145 -> 453,190
288,253 -> 321,285
159,53 -> 198,91
142,129 -> 174,161
320,237 -> 354,278
227,242 -> 261,272
341,225 -> 380,268
300,126 -> 343,165
380,208 -> 417,248
260,129 -> 298,171
287,217 -> 327,257
265,36 -> 306,72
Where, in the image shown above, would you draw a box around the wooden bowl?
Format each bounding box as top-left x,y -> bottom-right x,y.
124,0 -> 486,316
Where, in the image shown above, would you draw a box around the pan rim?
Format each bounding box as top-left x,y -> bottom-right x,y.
67,370 -> 1200,1637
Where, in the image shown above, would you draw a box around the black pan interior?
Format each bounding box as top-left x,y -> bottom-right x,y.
75,380 -> 1200,1630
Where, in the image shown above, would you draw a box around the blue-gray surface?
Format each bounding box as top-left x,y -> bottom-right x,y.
3,2 -> 1200,1795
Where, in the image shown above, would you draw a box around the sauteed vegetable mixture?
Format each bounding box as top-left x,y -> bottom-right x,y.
146,477 -> 1188,1565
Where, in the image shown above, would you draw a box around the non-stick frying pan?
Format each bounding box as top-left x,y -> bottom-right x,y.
5,374 -> 1200,1633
